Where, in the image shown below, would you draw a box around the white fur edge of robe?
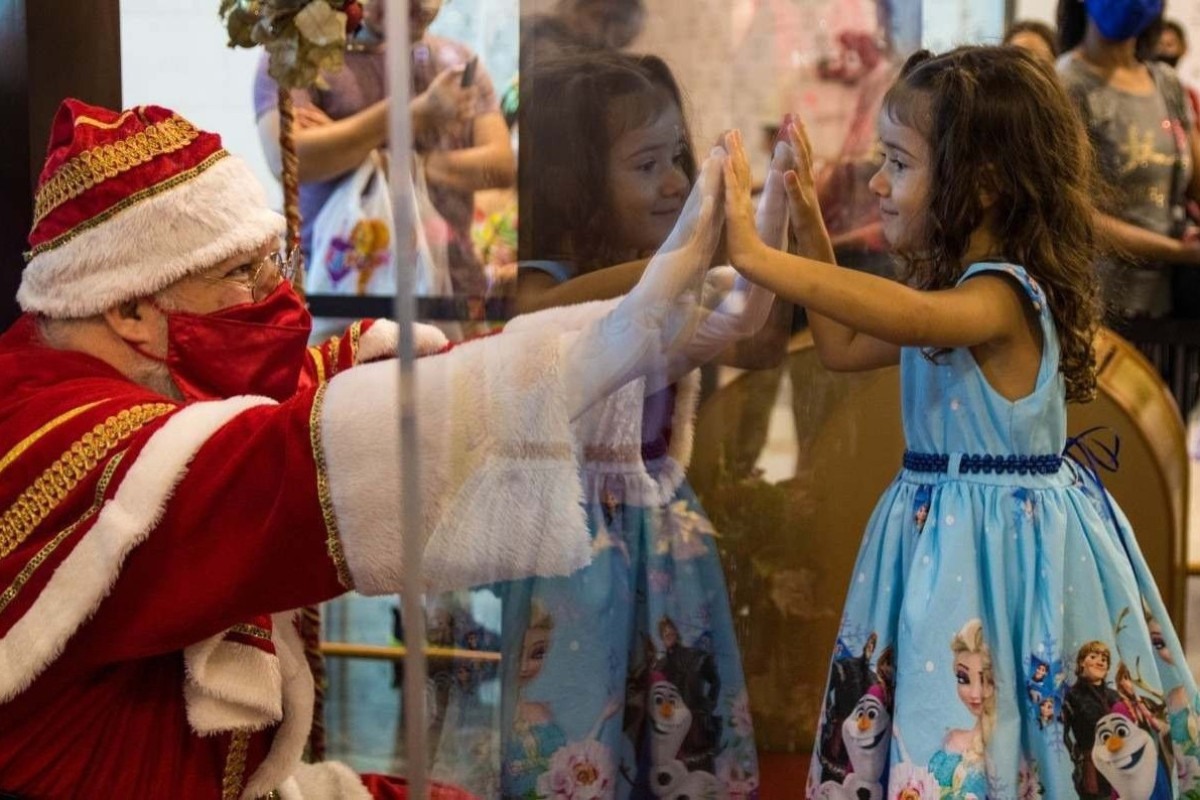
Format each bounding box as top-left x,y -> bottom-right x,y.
320,321 -> 594,594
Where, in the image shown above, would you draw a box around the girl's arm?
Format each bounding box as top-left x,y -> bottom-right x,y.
723,128 -> 1027,365
774,123 -> 899,371
513,260 -> 648,315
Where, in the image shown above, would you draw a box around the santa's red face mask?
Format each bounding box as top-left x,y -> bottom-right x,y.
137,281 -> 313,402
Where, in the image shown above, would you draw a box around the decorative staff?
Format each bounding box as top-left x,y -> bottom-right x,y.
217,0 -> 366,763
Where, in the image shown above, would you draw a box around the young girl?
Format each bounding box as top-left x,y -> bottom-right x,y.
721,45 -> 1200,797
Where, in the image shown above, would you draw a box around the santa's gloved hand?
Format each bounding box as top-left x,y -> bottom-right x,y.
673,140 -> 791,368
561,148 -> 725,419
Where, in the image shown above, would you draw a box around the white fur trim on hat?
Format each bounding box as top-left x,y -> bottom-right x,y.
18,155 -> 285,319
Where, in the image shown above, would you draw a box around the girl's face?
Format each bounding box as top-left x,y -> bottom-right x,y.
605,101 -> 691,258
955,651 -> 993,719
868,110 -> 932,253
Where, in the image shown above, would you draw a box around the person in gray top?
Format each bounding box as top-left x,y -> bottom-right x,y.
1056,0 -> 1200,320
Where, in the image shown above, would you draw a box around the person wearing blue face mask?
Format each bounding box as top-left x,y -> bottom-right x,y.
1056,0 -> 1200,326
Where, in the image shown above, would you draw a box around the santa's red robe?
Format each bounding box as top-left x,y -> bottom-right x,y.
0,313 -> 597,799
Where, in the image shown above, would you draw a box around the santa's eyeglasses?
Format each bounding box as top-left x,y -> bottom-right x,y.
198,248 -> 299,302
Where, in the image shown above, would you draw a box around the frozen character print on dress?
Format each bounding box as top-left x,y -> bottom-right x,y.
911,485 -> 932,534
653,615 -> 723,775
819,632 -> 881,783
1026,655 -> 1066,732
1064,641 -> 1123,799
924,619 -> 994,799
648,674 -> 722,798
816,684 -> 891,800
1092,705 -> 1172,800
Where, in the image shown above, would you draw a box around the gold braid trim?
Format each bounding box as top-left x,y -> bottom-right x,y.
25,150 -> 228,260
0,449 -> 127,616
497,442 -> 574,460
0,403 -> 175,560
33,114 -> 202,228
325,335 -> 343,379
307,346 -> 327,386
0,400 -> 108,479
308,383 -> 352,588
230,623 -> 272,641
348,320 -> 363,366
72,110 -> 135,131
221,730 -> 252,800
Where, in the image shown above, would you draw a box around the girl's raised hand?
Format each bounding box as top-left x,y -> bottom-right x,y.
721,130 -> 766,272
781,117 -> 835,263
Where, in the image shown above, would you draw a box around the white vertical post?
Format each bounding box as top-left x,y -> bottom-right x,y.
385,1 -> 427,797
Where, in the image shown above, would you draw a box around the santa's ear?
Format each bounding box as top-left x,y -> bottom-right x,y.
103,298 -> 158,346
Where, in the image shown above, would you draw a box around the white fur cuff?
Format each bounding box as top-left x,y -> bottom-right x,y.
318,328 -> 590,594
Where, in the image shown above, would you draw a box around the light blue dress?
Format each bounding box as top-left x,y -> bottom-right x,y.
808,263 -> 1200,800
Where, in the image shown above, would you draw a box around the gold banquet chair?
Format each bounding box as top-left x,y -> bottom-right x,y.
689,328 -> 1189,774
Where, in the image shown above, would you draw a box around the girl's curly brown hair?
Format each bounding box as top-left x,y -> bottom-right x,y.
882,46 -> 1102,403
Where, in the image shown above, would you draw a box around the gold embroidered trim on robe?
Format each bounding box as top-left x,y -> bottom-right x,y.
0,449 -> 127,615
308,383 -> 352,588
348,321 -> 363,366
221,730 -> 252,800
0,403 -> 175,559
307,346 -> 327,386
0,400 -> 108,479
230,623 -> 272,642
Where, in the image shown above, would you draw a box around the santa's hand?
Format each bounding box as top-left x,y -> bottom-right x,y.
561,149 -> 724,418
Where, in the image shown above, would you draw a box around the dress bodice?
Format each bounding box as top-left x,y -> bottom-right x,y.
900,263 -> 1065,459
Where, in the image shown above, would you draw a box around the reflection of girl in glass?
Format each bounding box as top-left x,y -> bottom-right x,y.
504,48 -> 767,795
929,619 -> 994,798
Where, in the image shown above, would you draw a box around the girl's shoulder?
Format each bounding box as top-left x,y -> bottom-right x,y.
957,262 -> 1047,307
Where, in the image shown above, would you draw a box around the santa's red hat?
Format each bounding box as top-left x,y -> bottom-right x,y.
19,99 -> 285,318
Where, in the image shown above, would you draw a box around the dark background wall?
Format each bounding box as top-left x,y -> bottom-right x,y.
0,0 -> 121,333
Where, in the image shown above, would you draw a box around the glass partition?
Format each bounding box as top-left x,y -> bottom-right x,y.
115,1 -> 1198,797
